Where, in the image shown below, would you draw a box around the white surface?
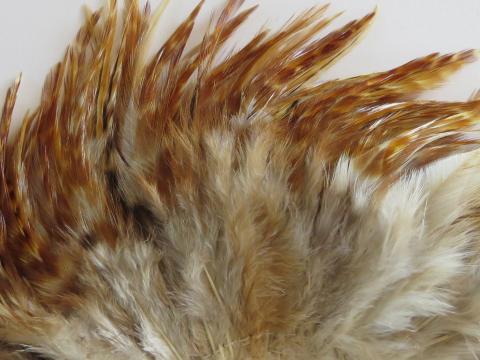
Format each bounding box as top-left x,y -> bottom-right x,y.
1,0 -> 480,131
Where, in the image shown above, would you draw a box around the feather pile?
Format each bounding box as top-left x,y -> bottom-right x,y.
1,0 -> 480,358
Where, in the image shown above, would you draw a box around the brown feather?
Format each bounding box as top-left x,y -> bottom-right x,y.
1,1 -> 480,358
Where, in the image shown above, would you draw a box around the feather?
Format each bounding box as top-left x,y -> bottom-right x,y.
1,1 -> 480,358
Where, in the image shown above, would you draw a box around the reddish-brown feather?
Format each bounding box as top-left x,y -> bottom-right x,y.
0,1 -> 479,355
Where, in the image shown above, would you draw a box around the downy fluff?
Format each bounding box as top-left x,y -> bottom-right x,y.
1,0 -> 480,359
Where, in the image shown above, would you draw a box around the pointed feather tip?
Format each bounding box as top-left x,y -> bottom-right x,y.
247,4 -> 260,12
364,7 -> 377,23
304,3 -> 330,18
2,73 -> 22,109
340,8 -> 377,37
186,0 -> 206,23
352,7 -> 376,31
450,49 -> 480,64
151,0 -> 171,24
471,49 -> 480,61
14,73 -> 22,88
327,10 -> 345,24
82,3 -> 106,19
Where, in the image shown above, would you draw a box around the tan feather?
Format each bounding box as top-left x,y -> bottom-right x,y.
1,1 -> 480,358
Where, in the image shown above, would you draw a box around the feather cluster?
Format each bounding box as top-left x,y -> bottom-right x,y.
1,0 -> 480,358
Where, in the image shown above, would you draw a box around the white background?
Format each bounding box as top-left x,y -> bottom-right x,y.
1,0 -> 480,131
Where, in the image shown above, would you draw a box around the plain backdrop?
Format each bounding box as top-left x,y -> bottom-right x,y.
1,0 -> 480,131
